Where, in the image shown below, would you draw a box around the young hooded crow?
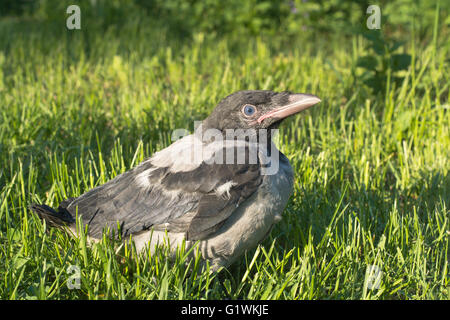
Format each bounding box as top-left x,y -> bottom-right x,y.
30,90 -> 321,271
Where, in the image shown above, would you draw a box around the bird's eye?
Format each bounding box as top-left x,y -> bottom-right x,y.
242,104 -> 257,117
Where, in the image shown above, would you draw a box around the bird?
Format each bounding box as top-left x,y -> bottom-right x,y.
30,90 -> 321,271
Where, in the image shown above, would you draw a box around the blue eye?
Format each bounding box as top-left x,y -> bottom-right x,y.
242,104 -> 256,117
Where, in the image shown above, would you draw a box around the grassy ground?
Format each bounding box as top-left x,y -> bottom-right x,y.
0,5 -> 449,299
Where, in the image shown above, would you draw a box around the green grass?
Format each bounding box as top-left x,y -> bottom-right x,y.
0,6 -> 449,299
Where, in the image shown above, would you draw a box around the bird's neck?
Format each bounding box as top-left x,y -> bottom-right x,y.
196,123 -> 277,147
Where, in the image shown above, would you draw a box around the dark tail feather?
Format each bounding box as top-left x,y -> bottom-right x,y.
29,203 -> 75,228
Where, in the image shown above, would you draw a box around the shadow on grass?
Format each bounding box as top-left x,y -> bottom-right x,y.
218,166 -> 448,296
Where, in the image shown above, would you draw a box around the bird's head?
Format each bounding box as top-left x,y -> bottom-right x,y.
202,90 -> 321,135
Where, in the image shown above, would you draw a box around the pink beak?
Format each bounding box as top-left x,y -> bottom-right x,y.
257,94 -> 321,123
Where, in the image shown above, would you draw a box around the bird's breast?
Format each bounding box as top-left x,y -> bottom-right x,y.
197,150 -> 294,269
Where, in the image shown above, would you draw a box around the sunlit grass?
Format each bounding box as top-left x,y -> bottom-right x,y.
0,9 -> 448,299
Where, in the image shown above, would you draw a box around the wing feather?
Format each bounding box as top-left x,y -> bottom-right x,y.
65,138 -> 263,240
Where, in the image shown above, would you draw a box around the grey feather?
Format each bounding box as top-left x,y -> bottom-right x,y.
61,142 -> 262,240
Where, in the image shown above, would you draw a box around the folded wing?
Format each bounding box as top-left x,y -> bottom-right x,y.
65,139 -> 263,240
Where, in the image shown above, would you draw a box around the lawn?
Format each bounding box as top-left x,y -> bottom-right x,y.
0,0 -> 448,299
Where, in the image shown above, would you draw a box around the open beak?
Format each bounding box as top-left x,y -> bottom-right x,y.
257,93 -> 321,123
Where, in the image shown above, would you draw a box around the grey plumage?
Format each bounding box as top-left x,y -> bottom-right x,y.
30,90 -> 321,271
62,143 -> 262,240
